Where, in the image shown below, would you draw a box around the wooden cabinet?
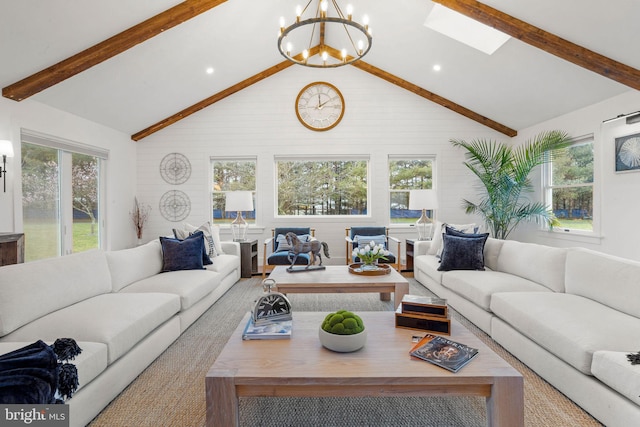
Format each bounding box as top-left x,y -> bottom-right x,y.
0,233 -> 25,266
239,240 -> 258,278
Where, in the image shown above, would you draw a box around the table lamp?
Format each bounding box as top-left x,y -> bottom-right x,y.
225,191 -> 254,242
409,189 -> 438,240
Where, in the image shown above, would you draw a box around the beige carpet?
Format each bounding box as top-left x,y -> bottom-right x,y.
88,277 -> 602,427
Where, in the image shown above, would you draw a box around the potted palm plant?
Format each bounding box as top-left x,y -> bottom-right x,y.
451,130 -> 572,239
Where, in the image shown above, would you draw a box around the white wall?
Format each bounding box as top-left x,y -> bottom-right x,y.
136,65 -> 505,264
511,90 -> 640,261
0,96 -> 137,250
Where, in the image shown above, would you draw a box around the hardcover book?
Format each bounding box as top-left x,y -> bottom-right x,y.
409,333 -> 478,373
242,317 -> 292,340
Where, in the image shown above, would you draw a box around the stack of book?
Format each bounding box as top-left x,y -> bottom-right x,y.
242,317 -> 292,340
395,295 -> 451,335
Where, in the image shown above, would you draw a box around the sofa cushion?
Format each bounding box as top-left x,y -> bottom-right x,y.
482,238 -> 503,271
414,254 -> 443,285
490,292 -> 640,374
0,250 -> 112,337
566,248 -> 640,318
442,270 -> 551,310
160,236 -> 205,272
427,222 -> 478,257
107,240 -> 163,292
496,240 -> 567,292
591,351 -> 640,406
205,254 -> 240,278
438,233 -> 489,271
2,293 -> 180,364
119,270 -> 218,311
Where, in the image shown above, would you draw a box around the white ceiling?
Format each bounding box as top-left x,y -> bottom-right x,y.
1,0 -> 638,137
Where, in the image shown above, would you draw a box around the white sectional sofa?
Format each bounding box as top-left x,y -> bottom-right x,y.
0,238 -> 240,426
413,235 -> 640,427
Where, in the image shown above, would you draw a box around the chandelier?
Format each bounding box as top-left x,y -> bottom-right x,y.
278,1 -> 372,68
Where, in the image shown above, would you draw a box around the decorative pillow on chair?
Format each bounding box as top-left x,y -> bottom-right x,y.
437,232 -> 489,271
160,234 -> 206,272
275,233 -> 310,252
354,234 -> 387,249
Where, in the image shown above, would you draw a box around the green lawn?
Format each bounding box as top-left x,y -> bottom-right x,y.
23,220 -> 98,261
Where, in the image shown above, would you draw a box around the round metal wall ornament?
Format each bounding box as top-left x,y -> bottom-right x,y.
159,190 -> 191,222
159,153 -> 191,185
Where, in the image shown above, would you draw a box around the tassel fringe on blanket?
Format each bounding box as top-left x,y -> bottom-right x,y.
0,338 -> 82,404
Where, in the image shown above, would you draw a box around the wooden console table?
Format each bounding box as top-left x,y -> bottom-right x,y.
0,233 -> 25,266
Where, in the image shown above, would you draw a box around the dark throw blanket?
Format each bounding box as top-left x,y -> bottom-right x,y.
0,339 -> 82,404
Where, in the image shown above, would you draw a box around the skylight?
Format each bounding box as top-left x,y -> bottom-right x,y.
424,4 -> 510,55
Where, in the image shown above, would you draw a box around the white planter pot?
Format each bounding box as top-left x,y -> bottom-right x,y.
318,327 -> 367,353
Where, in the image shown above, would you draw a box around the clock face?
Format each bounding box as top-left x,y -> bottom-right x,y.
255,293 -> 291,319
295,82 -> 345,131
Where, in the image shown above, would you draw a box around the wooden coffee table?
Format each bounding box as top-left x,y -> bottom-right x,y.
205,312 -> 523,426
267,265 -> 410,309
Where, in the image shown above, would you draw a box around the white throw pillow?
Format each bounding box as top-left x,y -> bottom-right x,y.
427,222 -> 478,257
182,221 -> 223,257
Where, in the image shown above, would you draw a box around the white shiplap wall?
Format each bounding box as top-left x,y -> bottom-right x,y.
136,65 -> 506,263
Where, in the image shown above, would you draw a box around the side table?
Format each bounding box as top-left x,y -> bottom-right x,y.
239,240 -> 258,278
0,233 -> 25,266
405,239 -> 415,272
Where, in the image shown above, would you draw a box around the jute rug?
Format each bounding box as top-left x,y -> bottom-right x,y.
88,277 -> 602,427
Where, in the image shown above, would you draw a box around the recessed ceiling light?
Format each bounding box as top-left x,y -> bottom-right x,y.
424,4 -> 510,55
206,67 -> 215,75
433,64 -> 442,72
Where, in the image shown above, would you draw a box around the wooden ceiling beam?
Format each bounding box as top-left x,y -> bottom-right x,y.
132,48 -> 321,141
433,0 -> 640,91
325,46 -> 517,137
2,0 -> 228,101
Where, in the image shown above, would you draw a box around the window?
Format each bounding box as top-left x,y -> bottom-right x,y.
544,135 -> 594,232
275,157 -> 368,216
21,131 -> 106,261
389,156 -> 435,224
211,158 -> 256,224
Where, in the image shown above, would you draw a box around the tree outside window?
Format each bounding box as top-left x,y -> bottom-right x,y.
276,159 -> 368,216
545,137 -> 594,231
212,159 -> 256,224
389,157 -> 434,224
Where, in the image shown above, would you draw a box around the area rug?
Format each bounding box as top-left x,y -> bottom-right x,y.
88,277 -> 602,427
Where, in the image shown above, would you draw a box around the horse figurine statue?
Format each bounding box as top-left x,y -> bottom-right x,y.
285,232 -> 330,271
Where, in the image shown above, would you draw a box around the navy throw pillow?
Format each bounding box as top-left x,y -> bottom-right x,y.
437,233 -> 489,271
160,235 -> 206,272
445,226 -> 489,240
171,230 -> 212,266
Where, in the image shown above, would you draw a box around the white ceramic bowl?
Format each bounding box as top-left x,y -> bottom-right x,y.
318,327 -> 367,352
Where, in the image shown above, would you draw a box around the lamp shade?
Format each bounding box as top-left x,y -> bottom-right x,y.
409,189 -> 438,210
225,191 -> 254,212
0,140 -> 14,158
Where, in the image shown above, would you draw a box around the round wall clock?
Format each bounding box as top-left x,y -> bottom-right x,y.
295,81 -> 345,131
251,279 -> 292,326
159,190 -> 191,222
159,153 -> 191,185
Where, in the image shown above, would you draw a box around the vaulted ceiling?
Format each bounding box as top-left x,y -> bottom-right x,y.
1,0 -> 638,140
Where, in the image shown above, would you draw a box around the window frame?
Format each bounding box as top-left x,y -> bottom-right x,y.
388,155 -> 436,226
274,155 -> 370,218
210,156 -> 257,226
543,134 -> 595,235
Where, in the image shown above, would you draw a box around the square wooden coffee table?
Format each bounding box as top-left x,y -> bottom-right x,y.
267,265 -> 410,309
205,311 -> 523,426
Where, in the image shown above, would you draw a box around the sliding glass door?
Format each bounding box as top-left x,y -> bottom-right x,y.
22,140 -> 104,261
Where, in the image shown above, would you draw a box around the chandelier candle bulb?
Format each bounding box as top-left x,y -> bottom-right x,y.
347,4 -> 353,20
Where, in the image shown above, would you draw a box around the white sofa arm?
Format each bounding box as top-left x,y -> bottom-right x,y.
413,240 -> 432,256
221,241 -> 241,257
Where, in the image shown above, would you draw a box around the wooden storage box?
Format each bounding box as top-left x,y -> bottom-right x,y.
401,294 -> 448,318
395,306 -> 451,335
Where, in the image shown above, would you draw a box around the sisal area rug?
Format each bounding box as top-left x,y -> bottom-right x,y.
88,277 -> 602,427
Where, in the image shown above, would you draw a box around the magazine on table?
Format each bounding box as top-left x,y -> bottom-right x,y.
409,333 -> 478,373
242,317 -> 292,340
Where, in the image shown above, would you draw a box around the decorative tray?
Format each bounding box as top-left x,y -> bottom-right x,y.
348,263 -> 392,276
